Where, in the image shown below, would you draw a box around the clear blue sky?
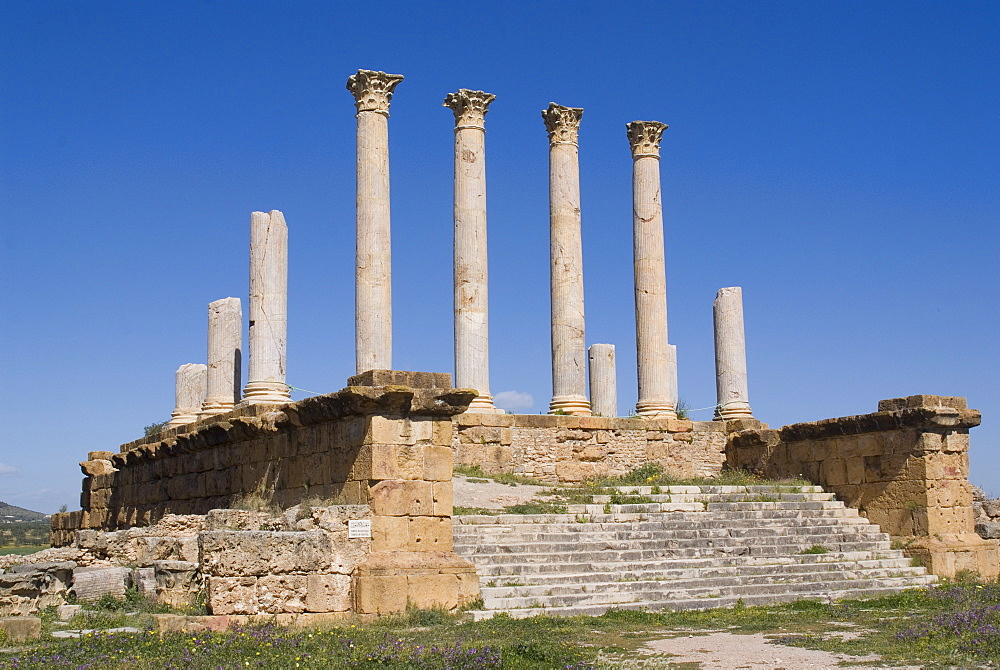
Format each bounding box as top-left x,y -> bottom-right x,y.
2,1 -> 998,513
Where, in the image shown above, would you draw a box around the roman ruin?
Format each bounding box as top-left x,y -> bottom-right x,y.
348,69 -> 403,375
629,120 -> 676,418
4,68 -> 994,627
199,297 -> 242,417
166,363 -> 207,427
241,210 -> 292,405
543,103 -> 591,416
445,88 -> 499,414
713,286 -> 753,420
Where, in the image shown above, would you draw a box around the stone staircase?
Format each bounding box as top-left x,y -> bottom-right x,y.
452,484 -> 936,620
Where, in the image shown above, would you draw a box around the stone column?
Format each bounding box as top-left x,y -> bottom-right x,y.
628,120 -> 676,418
242,210 -> 292,404
543,103 -> 591,416
713,286 -> 753,419
200,297 -> 242,417
588,344 -> 617,418
347,69 -> 404,374
167,364 -> 207,427
444,89 -> 500,413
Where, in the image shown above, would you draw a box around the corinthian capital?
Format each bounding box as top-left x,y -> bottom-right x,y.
626,121 -> 668,158
443,89 -> 496,130
346,69 -> 405,115
541,103 -> 584,145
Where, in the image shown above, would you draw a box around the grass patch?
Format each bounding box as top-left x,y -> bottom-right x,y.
0,545 -> 48,556
453,506 -> 494,516
581,464 -> 810,489
801,545 -> 829,554
503,501 -> 568,515
454,465 -> 549,487
4,583 -> 1000,668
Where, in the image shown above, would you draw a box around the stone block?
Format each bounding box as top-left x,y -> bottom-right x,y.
154,560 -> 201,609
353,574 -> 407,614
369,480 -> 433,516
72,566 -> 128,603
207,576 -> 258,615
878,395 -> 967,411
348,369 -> 452,389
56,604 -> 83,621
305,574 -> 351,612
80,460 -> 115,477
555,460 -> 596,482
0,616 -> 41,642
976,522 -> 1000,539
257,575 -> 307,614
88,451 -> 116,461
432,482 -> 453,517
372,516 -> 409,552
198,531 -> 333,576
407,574 -> 458,610
408,516 -> 453,552
424,446 -> 453,481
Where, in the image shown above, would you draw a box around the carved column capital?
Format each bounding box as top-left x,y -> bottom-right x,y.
626,121 -> 668,158
443,89 -> 496,130
542,103 -> 584,145
346,69 -> 404,115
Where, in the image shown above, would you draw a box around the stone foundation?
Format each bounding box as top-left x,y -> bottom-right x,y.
727,395 -> 999,579
452,413 -> 727,482
48,372 -> 481,615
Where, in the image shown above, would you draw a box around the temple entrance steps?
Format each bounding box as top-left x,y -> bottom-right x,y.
452,484 -> 935,620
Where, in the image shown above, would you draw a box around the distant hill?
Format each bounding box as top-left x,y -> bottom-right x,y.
0,501 -> 48,522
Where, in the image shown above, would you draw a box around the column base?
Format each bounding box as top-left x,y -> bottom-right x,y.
714,402 -> 753,421
466,394 -> 503,414
635,399 -> 676,419
241,381 -> 292,404
166,410 -> 199,427
549,395 -> 592,416
198,400 -> 234,419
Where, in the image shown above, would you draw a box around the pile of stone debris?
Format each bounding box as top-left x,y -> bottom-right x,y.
973,486 -> 1000,539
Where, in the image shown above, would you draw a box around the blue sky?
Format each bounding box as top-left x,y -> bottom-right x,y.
1,1 -> 997,512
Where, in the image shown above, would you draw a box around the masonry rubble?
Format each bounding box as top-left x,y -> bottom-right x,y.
973,486 -> 1000,539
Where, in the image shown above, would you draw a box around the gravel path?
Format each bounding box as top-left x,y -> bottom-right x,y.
640,632 -> 920,669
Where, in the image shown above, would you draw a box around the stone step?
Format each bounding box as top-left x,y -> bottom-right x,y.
585,492 -> 837,503
481,565 -> 931,601
454,524 -> 887,546
609,485 -> 827,495
454,529 -> 887,548
465,582 -> 933,621
480,573 -> 937,610
457,533 -> 891,557
467,550 -> 905,576
475,557 -> 920,587
454,508 -> 867,526
563,500 -> 848,514
458,539 -> 894,564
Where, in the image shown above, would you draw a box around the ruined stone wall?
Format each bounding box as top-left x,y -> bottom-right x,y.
727,395 -> 998,578
452,413 -> 727,482
50,376 -> 481,615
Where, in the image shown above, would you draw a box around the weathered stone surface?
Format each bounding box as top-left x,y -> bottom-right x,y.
628,120 -> 675,418
446,89 -> 500,414
305,574 -> 351,613
588,344 -> 617,418
242,210 -> 292,405
71,566 -> 128,602
976,522 -> 1000,539
257,575 -> 307,614
198,531 -> 335,576
0,616 -> 41,642
207,576 -> 257,615
543,103 -> 590,416
349,69 -> 403,374
168,363 -> 208,427
154,560 -> 200,609
349,370 -> 451,389
201,297 -> 242,417
713,287 -> 752,420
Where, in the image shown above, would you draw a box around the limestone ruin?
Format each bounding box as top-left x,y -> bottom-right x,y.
3,68 -> 996,625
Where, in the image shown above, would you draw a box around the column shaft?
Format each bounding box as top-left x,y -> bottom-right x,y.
243,210 -> 291,404
167,363 -> 207,427
201,297 -> 242,417
446,89 -> 498,413
348,69 -> 403,375
544,103 -> 590,415
588,344 -> 617,418
628,121 -> 676,418
714,286 -> 753,419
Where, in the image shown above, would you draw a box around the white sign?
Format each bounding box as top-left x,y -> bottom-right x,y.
348,519 -> 372,539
